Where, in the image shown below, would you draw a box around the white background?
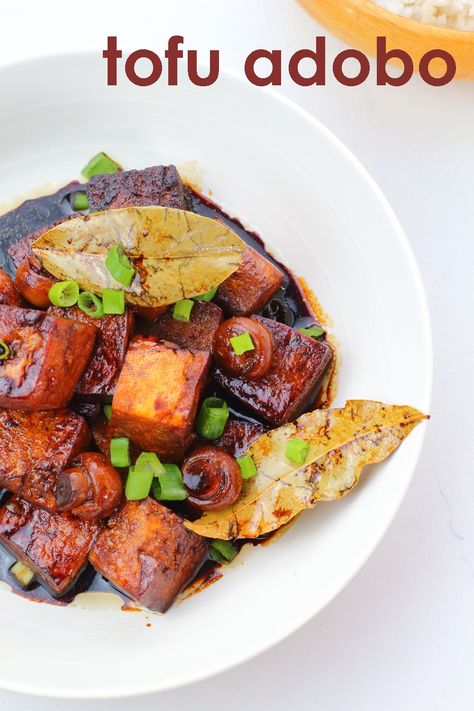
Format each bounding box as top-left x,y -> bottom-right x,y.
1,0 -> 473,709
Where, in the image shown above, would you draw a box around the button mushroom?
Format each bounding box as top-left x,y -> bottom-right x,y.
212,316 -> 274,379
15,256 -> 55,308
182,445 -> 242,512
0,268 -> 22,306
56,452 -> 123,521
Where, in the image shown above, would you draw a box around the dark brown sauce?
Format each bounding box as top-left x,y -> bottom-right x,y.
0,181 -> 324,609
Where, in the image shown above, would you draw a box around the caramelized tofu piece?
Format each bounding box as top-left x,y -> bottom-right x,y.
0,306 -> 96,410
48,306 -> 133,401
0,408 -> 90,512
214,418 -> 267,458
92,414 -> 140,464
112,337 -> 209,460
89,498 -> 207,612
87,165 -> 187,212
0,496 -> 98,596
140,301 -> 223,352
213,316 -> 333,425
215,247 -> 285,316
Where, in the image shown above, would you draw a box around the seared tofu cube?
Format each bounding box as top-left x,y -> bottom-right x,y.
0,408 -> 90,512
0,496 -> 98,596
48,306 -> 133,401
215,246 -> 285,316
89,498 -> 207,612
0,306 -> 96,410
87,165 -> 187,212
214,418 -> 267,458
213,316 -> 333,425
112,337 -> 210,460
140,301 -> 223,352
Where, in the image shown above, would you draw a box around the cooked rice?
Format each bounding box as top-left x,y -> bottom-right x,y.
372,0 -> 474,30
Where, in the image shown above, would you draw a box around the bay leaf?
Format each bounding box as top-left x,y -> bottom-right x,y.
32,206 -> 246,306
185,400 -> 428,540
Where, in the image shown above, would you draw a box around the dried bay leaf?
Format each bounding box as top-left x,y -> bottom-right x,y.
32,206 -> 245,306
185,400 -> 428,540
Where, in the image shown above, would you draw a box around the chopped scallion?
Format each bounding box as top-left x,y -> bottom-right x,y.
194,286 -> 218,302
173,299 -> 194,322
298,325 -> 325,340
10,560 -> 34,588
196,397 -> 229,440
209,539 -> 238,564
125,464 -> 153,501
152,463 -> 188,501
237,454 -> 257,480
229,332 -> 254,355
72,191 -> 90,212
110,437 -> 130,468
103,289 -> 125,315
48,280 -> 80,308
135,451 -> 165,477
103,404 -> 112,422
78,291 -> 104,319
0,340 -> 10,361
285,438 -> 309,465
81,152 -> 121,179
105,245 -> 135,288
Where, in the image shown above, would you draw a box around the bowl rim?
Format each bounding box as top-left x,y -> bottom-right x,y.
0,51 -> 433,699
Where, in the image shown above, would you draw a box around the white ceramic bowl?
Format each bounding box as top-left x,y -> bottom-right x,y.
0,53 -> 431,698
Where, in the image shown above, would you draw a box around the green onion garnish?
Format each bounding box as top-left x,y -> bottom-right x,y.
110,437 -> 130,468
230,332 -> 255,355
105,245 -> 135,288
237,454 -> 257,480
103,289 -> 125,315
81,152 -> 121,179
103,404 -> 112,422
194,286 -> 218,302
72,191 -> 90,212
78,291 -> 104,319
196,397 -> 229,440
48,280 -> 80,308
285,438 -> 309,465
298,325 -> 325,340
0,340 -> 10,361
125,465 -> 154,501
209,539 -> 238,564
135,451 -> 165,477
173,299 -> 194,322
152,463 -> 188,501
10,560 -> 34,588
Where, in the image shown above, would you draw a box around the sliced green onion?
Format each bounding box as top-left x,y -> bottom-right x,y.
48,280 -> 80,308
209,539 -> 238,564
110,437 -> 130,467
103,289 -> 125,315
81,152 -> 121,179
78,291 -> 104,319
196,397 -> 229,440
230,332 -> 254,355
194,286 -> 218,302
237,454 -> 257,480
105,245 -> 135,288
135,451 -> 165,477
103,404 -> 112,422
125,464 -> 153,501
72,191 -> 90,212
298,325 -> 325,340
0,340 -> 10,360
152,463 -> 188,501
173,299 -> 194,322
285,438 -> 309,465
10,560 -> 34,588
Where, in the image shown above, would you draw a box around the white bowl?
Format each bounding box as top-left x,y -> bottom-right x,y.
0,53 -> 431,699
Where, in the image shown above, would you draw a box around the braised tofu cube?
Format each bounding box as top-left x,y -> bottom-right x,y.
87,165 -> 187,212
140,301 -> 223,352
48,306 -> 133,401
112,337 -> 210,460
89,498 -> 207,612
213,316 -> 333,425
0,496 -> 98,596
0,408 -> 90,512
215,247 -> 285,316
0,306 -> 96,410
214,418 -> 267,458
92,414 -> 140,465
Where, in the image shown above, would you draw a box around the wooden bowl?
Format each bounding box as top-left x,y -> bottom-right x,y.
299,0 -> 474,80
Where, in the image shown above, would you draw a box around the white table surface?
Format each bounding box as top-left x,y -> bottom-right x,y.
1,1 -> 473,709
